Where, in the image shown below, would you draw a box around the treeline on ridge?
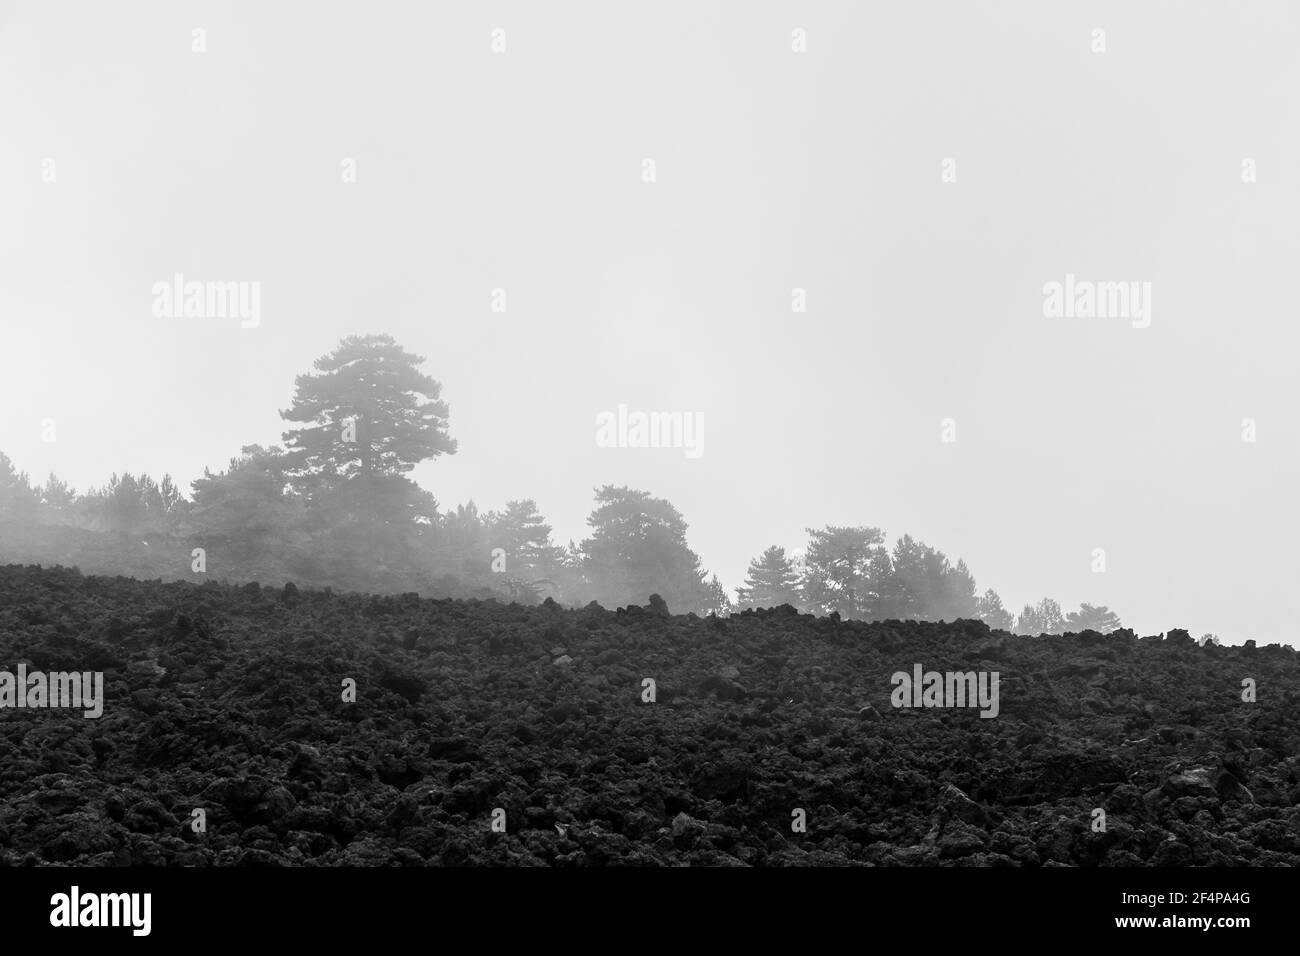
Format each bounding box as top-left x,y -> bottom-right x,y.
0,334 -> 1121,634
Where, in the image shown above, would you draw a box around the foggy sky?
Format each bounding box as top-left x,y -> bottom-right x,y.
2,1 -> 1298,644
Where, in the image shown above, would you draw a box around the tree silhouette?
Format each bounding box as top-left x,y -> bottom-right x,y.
1064,603 -> 1122,634
280,334 -> 456,486
800,525 -> 887,619
484,499 -> 564,576
0,452 -> 38,521
976,588 -> 1015,630
579,485 -> 714,612
39,473 -> 77,514
83,472 -> 183,536
1016,597 -> 1064,635
188,445 -> 306,562
735,545 -> 803,609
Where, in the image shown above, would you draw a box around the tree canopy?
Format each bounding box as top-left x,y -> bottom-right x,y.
280,333 -> 456,485
735,545 -> 803,610
579,485 -> 717,613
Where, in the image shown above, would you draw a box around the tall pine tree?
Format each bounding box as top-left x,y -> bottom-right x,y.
735,545 -> 803,609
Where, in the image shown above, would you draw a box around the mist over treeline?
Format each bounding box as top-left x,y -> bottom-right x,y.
0,334 -> 1128,636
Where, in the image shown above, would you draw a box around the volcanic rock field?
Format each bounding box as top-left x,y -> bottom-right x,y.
1,563 -> 1298,866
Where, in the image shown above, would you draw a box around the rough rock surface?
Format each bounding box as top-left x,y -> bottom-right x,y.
1,564 -> 1297,866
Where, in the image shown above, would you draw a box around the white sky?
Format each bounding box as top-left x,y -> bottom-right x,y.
2,1 -> 1298,643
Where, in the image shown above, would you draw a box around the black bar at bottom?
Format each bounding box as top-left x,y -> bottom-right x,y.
0,866 -> 1280,944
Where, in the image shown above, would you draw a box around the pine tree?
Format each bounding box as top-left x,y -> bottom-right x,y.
735,545 -> 803,609
579,485 -> 715,613
83,472 -> 183,536
800,525 -> 887,619
0,452 -> 38,521
976,588 -> 1015,630
703,574 -> 733,616
280,334 -> 456,486
943,558 -> 980,619
40,473 -> 77,512
188,445 -> 307,561
484,499 -> 564,575
1017,597 -> 1064,635
885,535 -> 977,621
1064,603 -> 1122,634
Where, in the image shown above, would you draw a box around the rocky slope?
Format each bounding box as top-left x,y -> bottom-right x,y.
0,563 -> 1296,866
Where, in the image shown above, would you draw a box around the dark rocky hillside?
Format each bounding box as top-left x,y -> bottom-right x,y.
0,563 -> 1296,866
